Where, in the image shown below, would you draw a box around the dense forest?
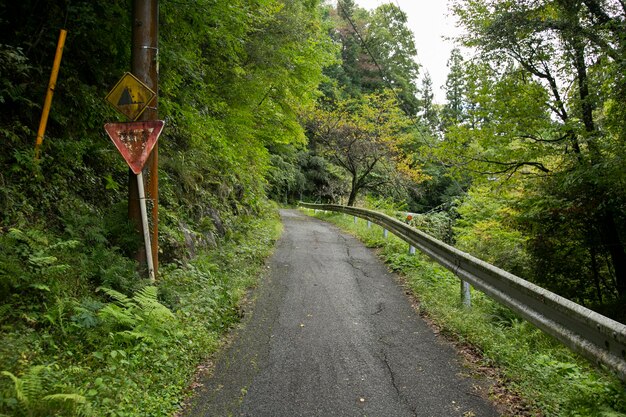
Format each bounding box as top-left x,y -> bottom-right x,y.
0,0 -> 625,415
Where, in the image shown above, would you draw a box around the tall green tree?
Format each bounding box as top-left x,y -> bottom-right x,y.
417,72 -> 439,131
324,2 -> 420,114
447,0 -> 626,307
159,0 -> 335,215
442,47 -> 466,126
364,3 -> 421,114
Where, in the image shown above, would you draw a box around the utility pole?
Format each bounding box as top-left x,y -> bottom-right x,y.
130,0 -> 159,276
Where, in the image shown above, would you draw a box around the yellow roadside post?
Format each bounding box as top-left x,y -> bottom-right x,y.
34,29 -> 67,160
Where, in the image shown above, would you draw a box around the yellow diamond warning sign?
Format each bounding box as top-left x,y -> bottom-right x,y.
105,72 -> 156,121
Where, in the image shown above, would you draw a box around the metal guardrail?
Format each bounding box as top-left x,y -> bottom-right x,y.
300,202 -> 626,382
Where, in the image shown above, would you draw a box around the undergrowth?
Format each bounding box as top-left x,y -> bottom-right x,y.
308,209 -> 626,417
0,208 -> 281,416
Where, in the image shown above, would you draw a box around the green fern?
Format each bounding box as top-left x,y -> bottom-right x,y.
42,393 -> 87,404
0,303 -> 11,324
97,287 -> 135,308
98,303 -> 138,329
1,366 -> 88,416
134,285 -> 175,323
1,370 -> 27,405
97,286 -> 179,345
1,228 -> 76,298
2,365 -> 47,410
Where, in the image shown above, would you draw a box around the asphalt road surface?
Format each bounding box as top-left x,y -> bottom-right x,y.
183,210 -> 500,417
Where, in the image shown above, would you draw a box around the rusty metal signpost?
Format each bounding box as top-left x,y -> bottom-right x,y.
131,0 -> 160,278
104,0 -> 160,281
104,120 -> 164,282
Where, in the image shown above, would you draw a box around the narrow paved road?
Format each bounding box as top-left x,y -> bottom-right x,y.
184,210 -> 500,417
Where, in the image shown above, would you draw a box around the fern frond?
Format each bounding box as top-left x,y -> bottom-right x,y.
1,370 -> 26,404
118,329 -> 156,343
136,285 -> 158,301
7,228 -> 27,241
42,393 -> 87,404
0,303 -> 11,323
134,286 -> 175,321
22,365 -> 46,407
98,287 -> 136,309
49,239 -> 81,251
97,286 -> 180,344
98,304 -> 139,328
1,366 -> 91,415
64,365 -> 86,375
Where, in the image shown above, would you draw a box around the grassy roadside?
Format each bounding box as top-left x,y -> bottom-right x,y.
0,208 -> 282,417
306,209 -> 626,417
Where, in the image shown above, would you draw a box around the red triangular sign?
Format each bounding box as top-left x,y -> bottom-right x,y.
104,121 -> 164,174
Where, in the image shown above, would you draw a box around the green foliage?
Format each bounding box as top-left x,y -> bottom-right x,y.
269,0 -> 432,207
96,286 -> 178,345
0,44 -> 33,107
431,0 -> 626,315
304,90 -> 422,206
0,224 -> 140,324
362,3 -> 421,114
362,194 -> 407,214
158,0 -> 335,220
0,211 -> 281,416
1,366 -> 89,417
323,2 -> 420,113
417,72 -> 440,131
454,184 -> 532,278
302,153 -> 349,203
442,47 -> 467,126
408,211 -> 456,245
266,151 -> 307,204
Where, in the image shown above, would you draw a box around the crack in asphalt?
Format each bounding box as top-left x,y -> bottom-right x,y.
372,302 -> 384,315
378,336 -> 391,347
341,236 -> 372,298
380,350 -> 418,417
341,234 -> 352,258
343,247 -> 375,283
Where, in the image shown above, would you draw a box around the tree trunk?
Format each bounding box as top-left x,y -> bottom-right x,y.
589,245 -> 603,303
565,15 -> 626,296
600,212 -> 626,298
347,175 -> 358,206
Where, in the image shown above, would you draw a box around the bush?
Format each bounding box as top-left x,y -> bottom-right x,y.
0,209 -> 281,416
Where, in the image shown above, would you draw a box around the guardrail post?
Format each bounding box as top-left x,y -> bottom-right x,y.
461,281 -> 471,307
354,216 -> 358,224
367,220 -> 372,228
409,245 -> 416,255
383,229 -> 388,238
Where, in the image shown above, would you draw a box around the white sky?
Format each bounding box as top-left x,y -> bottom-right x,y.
352,0 -> 462,103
